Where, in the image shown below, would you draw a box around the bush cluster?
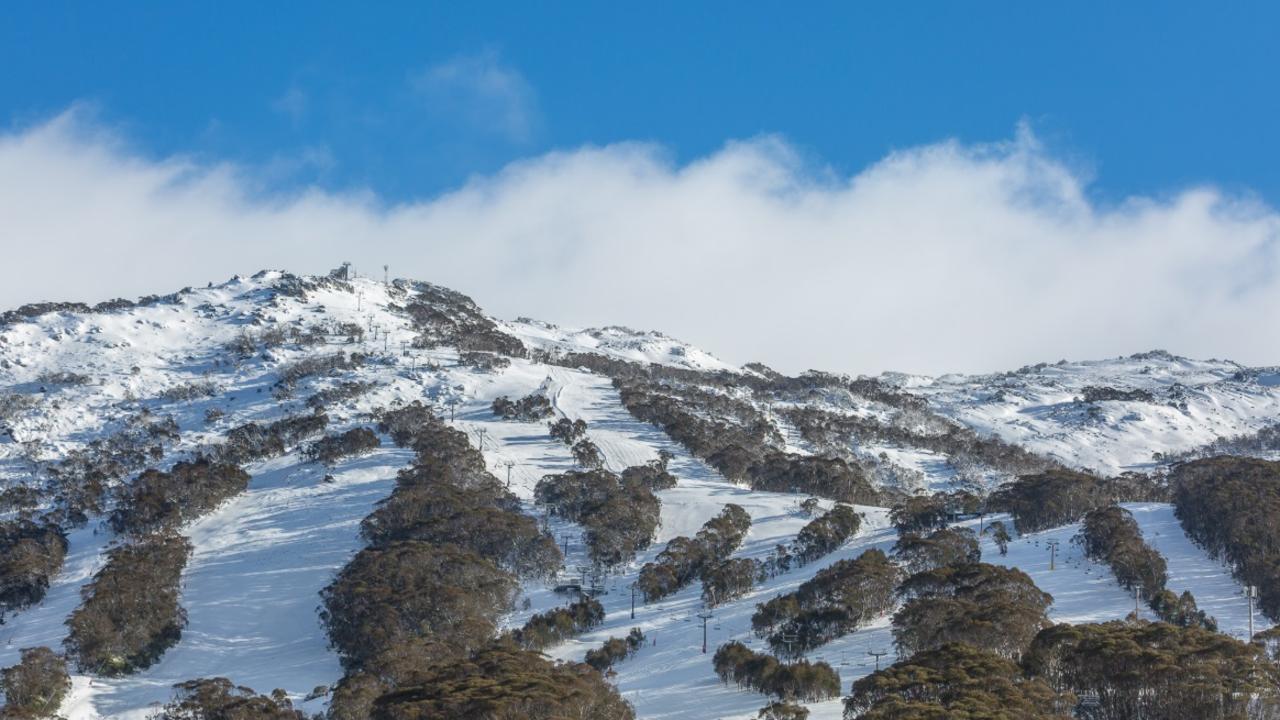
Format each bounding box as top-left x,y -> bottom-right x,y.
701,557 -> 759,606
712,641 -> 841,703
64,533 -> 192,676
491,392 -> 553,421
0,521 -> 68,622
535,468 -> 661,568
458,351 -> 511,373
891,526 -> 980,575
548,418 -> 588,445
306,381 -> 376,411
793,503 -> 861,564
752,549 -> 898,657
152,677 -> 305,720
616,377 -> 879,504
213,412 -> 329,465
511,596 -> 605,651
304,427 -> 381,464
1078,506 -> 1167,602
1171,456 -> 1280,620
620,453 -> 678,491
323,402 -> 626,720
892,563 -> 1052,661
844,643 -> 1062,720
403,281 -> 527,358
275,352 -> 365,388
366,640 -> 633,720
0,646 -> 70,719
636,505 -> 751,601
1025,620 -> 1280,720
584,628 -> 646,672
988,469 -> 1165,534
109,459 -> 250,535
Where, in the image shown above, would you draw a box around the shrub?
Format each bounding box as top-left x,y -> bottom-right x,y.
584,628 -> 645,672
571,439 -> 604,469
637,505 -> 751,602
702,558 -> 758,606
1025,620 -> 1280,720
844,643 -> 1062,720
511,597 -> 605,651
491,393 -> 554,421
1171,456 -> 1280,619
275,352 -> 364,388
152,677 -> 305,720
214,412 -> 328,465
891,526 -> 980,575
0,647 -> 70,718
620,452 -> 678,491
758,702 -> 809,720
304,427 -> 381,464
892,563 -> 1052,661
0,522 -> 68,621
319,542 -> 518,672
64,533 -> 192,675
1077,505 -> 1169,606
712,641 -> 840,702
753,549 -> 898,657
794,503 -> 860,564
306,381 -> 376,411
989,469 -> 1163,534
109,459 -> 250,535
535,468 -> 661,569
548,418 -> 588,445
159,381 -> 220,402
458,351 -> 510,373
366,641 -> 632,720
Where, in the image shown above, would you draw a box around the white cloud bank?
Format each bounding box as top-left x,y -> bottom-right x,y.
1,111 -> 1278,376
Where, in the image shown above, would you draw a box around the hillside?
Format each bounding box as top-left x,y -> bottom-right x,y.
0,270 -> 1276,719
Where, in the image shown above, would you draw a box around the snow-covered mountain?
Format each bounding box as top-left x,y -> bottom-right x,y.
0,270 -> 1274,719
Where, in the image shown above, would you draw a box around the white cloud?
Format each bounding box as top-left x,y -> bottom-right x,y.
271,86 -> 309,125
1,111 -> 1278,376
410,50 -> 539,143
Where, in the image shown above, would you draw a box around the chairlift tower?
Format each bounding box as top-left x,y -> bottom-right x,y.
867,649 -> 888,672
697,609 -> 715,654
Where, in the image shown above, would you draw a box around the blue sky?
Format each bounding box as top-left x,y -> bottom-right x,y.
3,3 -> 1280,374
4,2 -> 1277,204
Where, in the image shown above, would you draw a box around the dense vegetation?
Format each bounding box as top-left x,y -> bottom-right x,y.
1025,620 -> 1280,720
366,641 -> 634,720
304,427 -> 381,464
584,629 -> 646,672
64,533 -> 192,675
0,521 -> 67,622
109,459 -> 250,535
212,412 -> 328,465
988,469 -> 1164,534
615,377 -> 880,504
1171,456 -> 1280,620
535,467 -> 662,569
152,677 -> 306,720
844,643 -> 1064,720
492,392 -> 554,421
752,549 -> 898,657
788,499 -> 860,561
323,402 -> 630,720
511,596 -> 605,651
636,505 -> 751,601
0,647 -> 70,719
1078,505 -> 1167,598
892,527 -> 980,575
893,563 -> 1052,661
713,641 -> 841,703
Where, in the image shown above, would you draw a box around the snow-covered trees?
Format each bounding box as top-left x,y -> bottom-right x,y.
303,427 -> 380,464
491,392 -> 553,421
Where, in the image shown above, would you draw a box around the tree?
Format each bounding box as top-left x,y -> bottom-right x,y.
0,647 -> 70,718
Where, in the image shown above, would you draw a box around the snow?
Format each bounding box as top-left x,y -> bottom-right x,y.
0,273 -> 1272,718
904,353 -> 1280,474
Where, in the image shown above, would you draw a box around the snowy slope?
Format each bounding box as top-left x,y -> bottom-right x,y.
900,352 -> 1280,474
0,272 -> 1272,719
